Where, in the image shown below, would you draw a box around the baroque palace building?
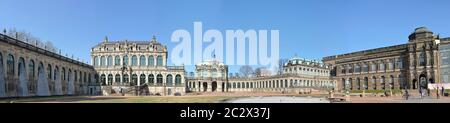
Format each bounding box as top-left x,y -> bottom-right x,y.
0,33 -> 99,98
91,36 -> 185,96
187,56 -> 336,93
323,27 -> 450,92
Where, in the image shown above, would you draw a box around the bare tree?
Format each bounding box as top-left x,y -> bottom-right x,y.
239,65 -> 254,78
276,58 -> 288,75
255,67 -> 262,77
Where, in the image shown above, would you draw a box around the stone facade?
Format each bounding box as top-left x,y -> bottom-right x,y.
91,36 -> 185,96
0,33 -> 99,98
187,57 -> 336,93
323,27 -> 447,91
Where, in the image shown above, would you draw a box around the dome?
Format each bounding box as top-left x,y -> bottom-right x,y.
409,27 -> 434,41
413,27 -> 432,34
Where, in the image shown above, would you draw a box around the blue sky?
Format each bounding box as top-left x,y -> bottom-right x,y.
1,0 -> 450,73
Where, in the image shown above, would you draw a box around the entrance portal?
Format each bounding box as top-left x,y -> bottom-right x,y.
212,82 -> 217,92
203,82 -> 208,92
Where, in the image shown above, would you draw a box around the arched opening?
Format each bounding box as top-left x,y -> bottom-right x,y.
389,75 -> 395,89
100,74 -> 106,85
115,74 -> 120,84
114,56 -> 120,66
372,76 -> 377,90
123,55 -> 129,66
123,74 -> 129,83
131,74 -> 138,86
203,82 -> 208,92
156,74 -> 163,86
364,77 -> 369,90
148,55 -> 154,66
107,74 -> 113,85
211,81 -> 217,92
341,78 -> 346,90
100,56 -> 105,67
166,74 -> 173,86
348,78 -> 353,90
18,57 -> 27,96
175,74 -> 182,86
157,55 -> 163,66
148,74 -> 154,85
139,55 -> 146,66
140,74 -> 146,85
29,60 -> 36,94
107,56 -> 113,67
412,79 -> 417,89
7,54 -> 15,77
381,76 -> 386,90
356,78 -> 361,90
222,82 -> 225,92
419,74 -> 427,89
131,55 -> 138,66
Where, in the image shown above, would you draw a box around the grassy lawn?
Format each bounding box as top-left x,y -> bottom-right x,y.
0,96 -> 238,103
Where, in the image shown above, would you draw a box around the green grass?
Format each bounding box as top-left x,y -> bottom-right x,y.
0,96 -> 238,103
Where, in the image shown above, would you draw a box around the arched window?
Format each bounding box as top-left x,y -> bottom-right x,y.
54,66 -> 59,80
122,74 -> 128,83
123,55 -> 129,66
107,56 -> 113,67
176,74 -> 182,86
157,55 -> 163,66
138,74 -> 145,85
115,74 -> 120,83
381,76 -> 386,90
0,52 -> 3,72
100,56 -> 105,66
7,54 -> 14,76
106,74 -> 112,85
131,74 -> 138,86
131,55 -> 138,66
68,69 -> 71,82
140,55 -> 146,66
28,59 -> 35,80
419,52 -> 425,66
114,56 -> 120,66
47,64 -> 52,79
148,55 -> 154,66
148,74 -> 154,84
157,74 -> 163,86
62,68 -> 66,81
93,56 -> 98,66
18,57 -> 25,77
100,74 -> 106,85
390,75 -> 395,89
166,74 -> 173,86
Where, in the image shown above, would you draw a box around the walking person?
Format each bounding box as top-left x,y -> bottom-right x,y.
442,86 -> 445,96
403,90 -> 409,100
419,87 -> 423,99
436,87 -> 440,99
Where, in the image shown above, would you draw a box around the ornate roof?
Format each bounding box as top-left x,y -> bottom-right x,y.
91,36 -> 167,52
